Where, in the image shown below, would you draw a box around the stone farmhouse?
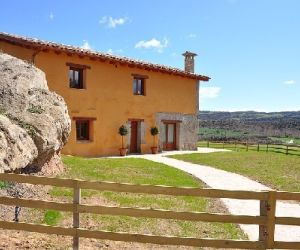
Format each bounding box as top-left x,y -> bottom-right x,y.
0,32 -> 210,156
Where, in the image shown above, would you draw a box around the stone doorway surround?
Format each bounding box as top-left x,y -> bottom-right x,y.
156,112 -> 198,151
126,119 -> 145,154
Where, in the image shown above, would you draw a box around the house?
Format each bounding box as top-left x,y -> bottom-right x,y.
0,32 -> 210,156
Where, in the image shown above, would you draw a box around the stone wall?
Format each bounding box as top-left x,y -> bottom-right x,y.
155,112 -> 198,151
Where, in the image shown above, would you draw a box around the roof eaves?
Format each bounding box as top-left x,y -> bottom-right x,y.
0,32 -> 210,81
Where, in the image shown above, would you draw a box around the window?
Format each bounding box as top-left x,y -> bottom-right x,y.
69,67 -> 83,89
67,62 -> 90,89
76,120 -> 90,140
133,78 -> 145,95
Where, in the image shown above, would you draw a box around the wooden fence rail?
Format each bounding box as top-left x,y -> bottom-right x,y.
202,140 -> 300,156
0,173 -> 300,249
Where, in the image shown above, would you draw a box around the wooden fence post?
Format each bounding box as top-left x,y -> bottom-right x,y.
259,191 -> 276,249
246,142 -> 248,152
266,144 -> 269,152
73,180 -> 81,250
257,144 -> 260,152
207,141 -> 209,148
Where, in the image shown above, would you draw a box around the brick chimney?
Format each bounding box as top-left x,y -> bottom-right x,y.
182,51 -> 197,73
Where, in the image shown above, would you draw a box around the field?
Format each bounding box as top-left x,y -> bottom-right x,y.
0,156 -> 246,249
50,156 -> 245,238
198,110 -> 300,143
198,140 -> 300,157
269,136 -> 300,145
169,150 -> 300,192
199,127 -> 300,145
199,127 -> 248,138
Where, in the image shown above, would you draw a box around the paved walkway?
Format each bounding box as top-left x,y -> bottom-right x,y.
125,148 -> 300,242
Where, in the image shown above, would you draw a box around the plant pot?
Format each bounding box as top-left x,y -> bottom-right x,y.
119,148 -> 128,156
151,146 -> 158,154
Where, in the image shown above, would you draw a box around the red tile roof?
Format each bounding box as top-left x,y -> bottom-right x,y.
0,32 -> 210,81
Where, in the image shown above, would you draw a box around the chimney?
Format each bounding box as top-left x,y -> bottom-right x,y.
182,51 -> 197,73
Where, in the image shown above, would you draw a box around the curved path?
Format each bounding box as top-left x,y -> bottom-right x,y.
127,148 -> 300,242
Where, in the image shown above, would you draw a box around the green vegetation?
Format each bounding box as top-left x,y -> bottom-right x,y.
199,127 -> 250,138
5,113 -> 37,136
61,156 -> 199,186
198,140 -> 300,156
199,127 -> 300,146
43,210 -> 62,226
48,156 -> 246,239
27,104 -> 44,114
199,110 -> 300,143
270,136 -> 300,145
169,151 -> 300,192
118,125 -> 128,149
0,181 -> 11,189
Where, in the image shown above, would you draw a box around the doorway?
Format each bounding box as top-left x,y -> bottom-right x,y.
164,122 -> 176,150
130,121 -> 140,153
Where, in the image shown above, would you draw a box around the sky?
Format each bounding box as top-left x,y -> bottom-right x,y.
1,0 -> 300,112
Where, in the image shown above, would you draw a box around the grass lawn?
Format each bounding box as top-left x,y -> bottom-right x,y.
47,155 -> 246,240
169,151 -> 300,192
270,136 -> 300,145
198,141 -> 300,156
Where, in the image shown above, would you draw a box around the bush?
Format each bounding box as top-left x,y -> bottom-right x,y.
150,126 -> 159,136
118,125 -> 128,136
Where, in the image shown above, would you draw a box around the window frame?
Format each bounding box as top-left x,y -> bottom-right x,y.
69,67 -> 84,89
67,63 -> 91,89
132,74 -> 148,96
73,117 -> 96,142
133,78 -> 145,95
75,119 -> 90,141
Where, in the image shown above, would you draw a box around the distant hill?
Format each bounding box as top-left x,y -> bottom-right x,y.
198,111 -> 300,144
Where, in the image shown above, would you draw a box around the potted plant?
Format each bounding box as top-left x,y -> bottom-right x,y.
150,126 -> 159,154
118,125 -> 128,156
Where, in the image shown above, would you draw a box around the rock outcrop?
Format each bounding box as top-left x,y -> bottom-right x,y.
0,53 -> 71,173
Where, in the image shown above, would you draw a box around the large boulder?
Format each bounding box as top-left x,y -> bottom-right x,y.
0,53 -> 71,173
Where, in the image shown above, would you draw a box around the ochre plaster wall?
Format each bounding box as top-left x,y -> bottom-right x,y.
0,42 -> 199,156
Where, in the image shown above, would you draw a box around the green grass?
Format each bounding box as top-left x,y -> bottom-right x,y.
50,156 -> 202,198
47,155 -> 246,240
270,136 -> 300,145
43,210 -> 62,226
0,181 -> 11,189
199,127 -> 250,138
169,151 -> 300,192
62,156 -> 200,186
198,140 -> 300,156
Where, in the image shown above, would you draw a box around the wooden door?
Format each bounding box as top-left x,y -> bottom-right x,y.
130,121 -> 138,153
165,123 -> 176,150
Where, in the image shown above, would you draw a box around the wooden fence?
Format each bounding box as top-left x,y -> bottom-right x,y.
203,140 -> 300,156
0,173 -> 300,249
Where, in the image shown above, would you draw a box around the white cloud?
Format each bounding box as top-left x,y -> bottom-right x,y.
99,16 -> 127,28
49,12 -> 54,20
135,38 -> 169,53
81,40 -> 92,50
200,87 -> 221,99
107,48 -> 123,55
187,33 -> 197,39
283,80 -> 296,85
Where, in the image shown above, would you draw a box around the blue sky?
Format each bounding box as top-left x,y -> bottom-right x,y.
1,0 -> 300,112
